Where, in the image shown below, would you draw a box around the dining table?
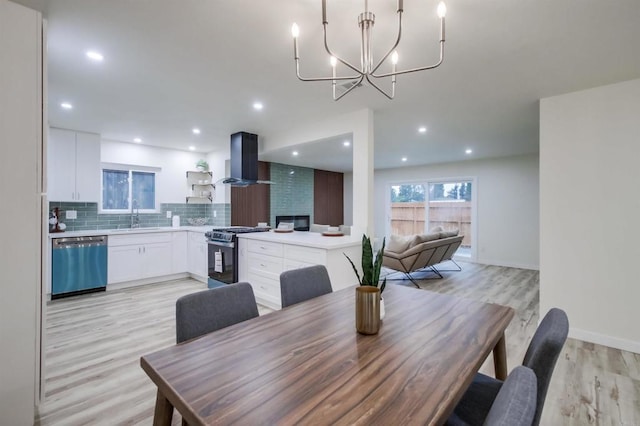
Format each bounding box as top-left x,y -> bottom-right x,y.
140,284 -> 514,425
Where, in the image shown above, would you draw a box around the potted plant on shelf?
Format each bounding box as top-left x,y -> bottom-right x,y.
196,159 -> 209,172
345,235 -> 387,334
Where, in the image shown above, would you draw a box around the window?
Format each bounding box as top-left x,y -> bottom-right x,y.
102,168 -> 156,212
388,178 -> 475,259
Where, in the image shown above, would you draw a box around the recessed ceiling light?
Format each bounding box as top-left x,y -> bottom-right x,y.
133,137 -> 142,143
343,141 -> 351,147
189,146 -> 196,151
253,102 -> 263,110
418,126 -> 427,133
292,151 -> 299,156
465,149 -> 473,154
401,157 -> 408,162
192,128 -> 201,135
60,102 -> 73,109
86,50 -> 104,62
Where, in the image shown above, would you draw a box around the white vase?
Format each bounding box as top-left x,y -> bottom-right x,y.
380,297 -> 385,321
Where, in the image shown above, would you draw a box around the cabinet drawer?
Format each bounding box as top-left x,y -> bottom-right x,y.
284,244 -> 327,264
283,259 -> 318,271
248,274 -> 281,300
247,253 -> 283,281
109,232 -> 172,247
189,231 -> 207,244
248,239 -> 283,257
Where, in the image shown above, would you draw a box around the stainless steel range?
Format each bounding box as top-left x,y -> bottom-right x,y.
205,226 -> 270,288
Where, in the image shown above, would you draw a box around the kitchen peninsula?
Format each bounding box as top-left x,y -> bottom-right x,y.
237,231 -> 363,309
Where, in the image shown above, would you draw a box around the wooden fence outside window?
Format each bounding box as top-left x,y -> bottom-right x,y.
390,201 -> 472,247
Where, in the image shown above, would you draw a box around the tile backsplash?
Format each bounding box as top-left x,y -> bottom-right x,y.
48,201 -> 230,232
269,162 -> 314,227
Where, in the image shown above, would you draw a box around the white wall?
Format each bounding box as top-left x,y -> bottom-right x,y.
0,1 -> 42,423
374,154 -> 540,269
540,78 -> 640,353
101,140 -> 229,204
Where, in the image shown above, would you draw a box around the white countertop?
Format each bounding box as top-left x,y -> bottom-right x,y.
236,230 -> 362,249
47,226 -> 209,239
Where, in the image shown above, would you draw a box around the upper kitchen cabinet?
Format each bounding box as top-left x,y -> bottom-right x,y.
48,128 -> 101,202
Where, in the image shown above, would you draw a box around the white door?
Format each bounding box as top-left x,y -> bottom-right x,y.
74,131 -> 100,202
108,245 -> 142,283
48,128 -> 76,201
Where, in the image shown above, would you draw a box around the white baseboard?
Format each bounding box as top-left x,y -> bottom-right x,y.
107,273 -> 190,291
570,327 -> 640,354
472,257 -> 539,271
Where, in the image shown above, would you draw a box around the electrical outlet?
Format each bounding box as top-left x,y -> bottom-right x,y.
66,210 -> 77,220
166,211 -> 172,218
213,211 -> 217,218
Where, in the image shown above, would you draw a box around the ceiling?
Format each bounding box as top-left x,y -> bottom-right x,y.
15,0 -> 640,172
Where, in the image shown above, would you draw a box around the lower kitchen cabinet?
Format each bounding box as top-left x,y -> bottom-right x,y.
108,233 -> 173,284
238,238 -> 352,310
172,232 -> 188,274
187,231 -> 208,280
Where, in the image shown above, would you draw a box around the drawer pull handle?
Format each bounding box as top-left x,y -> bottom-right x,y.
260,263 -> 266,267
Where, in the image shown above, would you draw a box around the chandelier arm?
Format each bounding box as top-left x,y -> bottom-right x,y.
334,75 -> 365,101
364,74 -> 394,100
295,61 -> 361,82
323,23 -> 362,74
371,41 -> 444,78
370,10 -> 403,75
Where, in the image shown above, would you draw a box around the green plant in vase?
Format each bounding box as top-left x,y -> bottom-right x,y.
344,235 -> 386,293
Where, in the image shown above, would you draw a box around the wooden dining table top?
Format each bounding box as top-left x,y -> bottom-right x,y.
140,284 -> 514,425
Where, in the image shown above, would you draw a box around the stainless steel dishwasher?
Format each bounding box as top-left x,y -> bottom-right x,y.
51,235 -> 108,299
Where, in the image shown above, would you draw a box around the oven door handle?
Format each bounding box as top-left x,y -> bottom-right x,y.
207,241 -> 235,248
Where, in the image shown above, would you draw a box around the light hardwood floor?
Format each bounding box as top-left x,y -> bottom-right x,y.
35,262 -> 640,425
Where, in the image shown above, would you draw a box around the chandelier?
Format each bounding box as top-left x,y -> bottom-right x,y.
291,0 -> 447,101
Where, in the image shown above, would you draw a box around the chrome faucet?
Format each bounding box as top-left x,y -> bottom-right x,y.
130,199 -> 140,228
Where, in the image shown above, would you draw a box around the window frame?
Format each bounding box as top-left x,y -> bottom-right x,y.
99,163 -> 160,214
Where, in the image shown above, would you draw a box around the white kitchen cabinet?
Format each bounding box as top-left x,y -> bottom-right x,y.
237,233 -> 362,310
108,233 -> 172,284
171,232 -> 188,274
188,231 -> 208,280
48,127 -> 100,202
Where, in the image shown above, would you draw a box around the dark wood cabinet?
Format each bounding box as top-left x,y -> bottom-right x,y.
314,169 -> 344,226
231,161 -> 270,226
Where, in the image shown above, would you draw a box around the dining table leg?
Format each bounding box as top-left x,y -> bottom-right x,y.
493,332 -> 508,381
153,389 -> 174,426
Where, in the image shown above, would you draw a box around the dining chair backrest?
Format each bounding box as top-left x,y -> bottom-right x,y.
483,366 -> 537,426
175,282 -> 259,343
521,308 -> 569,426
280,265 -> 333,308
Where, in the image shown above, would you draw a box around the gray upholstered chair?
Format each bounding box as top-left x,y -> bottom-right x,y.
175,282 -> 259,343
449,308 -> 569,426
447,366 -> 537,426
279,265 -> 333,308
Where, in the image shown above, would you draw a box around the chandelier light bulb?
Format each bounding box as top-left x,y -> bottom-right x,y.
330,56 -> 337,67
391,51 -> 399,65
437,2 -> 447,18
291,23 -> 300,38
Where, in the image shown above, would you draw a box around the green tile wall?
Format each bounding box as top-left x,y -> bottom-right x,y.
269,163 -> 314,227
48,201 -> 230,232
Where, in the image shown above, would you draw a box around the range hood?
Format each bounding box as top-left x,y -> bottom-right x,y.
222,132 -> 272,186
